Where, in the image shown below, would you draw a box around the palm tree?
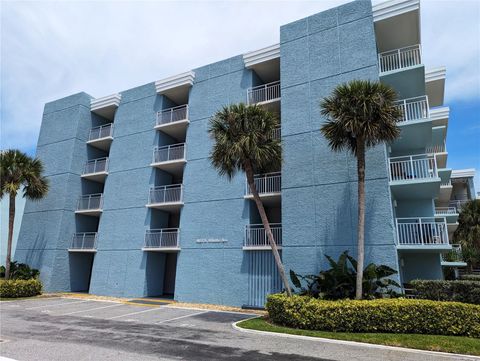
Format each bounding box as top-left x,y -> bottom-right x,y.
209,103 -> 292,296
0,150 -> 49,279
454,200 -> 480,271
320,80 -> 401,299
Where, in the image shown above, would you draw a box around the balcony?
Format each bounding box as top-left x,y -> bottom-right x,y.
75,194 -> 103,216
378,45 -> 421,74
81,157 -> 109,183
426,142 -> 447,169
441,244 -> 467,267
247,81 -> 280,111
154,105 -> 189,139
151,143 -> 186,176
395,96 -> 429,124
435,206 -> 458,218
396,217 -> 450,250
391,96 -> 432,153
143,228 -> 180,252
87,123 -> 114,151
244,223 -> 282,250
389,155 -> 440,199
272,127 -> 281,141
146,184 -> 183,212
68,232 -> 97,252
449,199 -> 470,213
245,172 -> 281,205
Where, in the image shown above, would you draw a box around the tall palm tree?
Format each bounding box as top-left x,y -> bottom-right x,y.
320,80 -> 401,299
209,103 -> 292,296
454,200 -> 480,271
0,150 -> 49,279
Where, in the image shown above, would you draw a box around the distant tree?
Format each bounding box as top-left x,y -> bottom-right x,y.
1,150 -> 49,279
209,103 -> 291,296
454,200 -> 480,270
320,80 -> 401,299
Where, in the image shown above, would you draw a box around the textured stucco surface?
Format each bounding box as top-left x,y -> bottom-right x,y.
15,0 -> 445,305
279,1 -> 400,280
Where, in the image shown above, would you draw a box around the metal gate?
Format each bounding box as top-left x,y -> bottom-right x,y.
247,251 -> 282,308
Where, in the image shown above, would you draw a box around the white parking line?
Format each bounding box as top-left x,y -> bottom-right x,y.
25,300 -> 91,310
59,303 -> 123,316
107,306 -> 164,320
156,311 -> 207,324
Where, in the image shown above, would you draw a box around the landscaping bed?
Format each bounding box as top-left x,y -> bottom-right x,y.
266,294 -> 480,337
0,278 -> 42,298
237,317 -> 480,356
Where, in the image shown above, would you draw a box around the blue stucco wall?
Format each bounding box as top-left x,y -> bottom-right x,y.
279,1 -> 400,279
15,92 -> 94,291
174,56 -> 255,306
16,0 -> 449,304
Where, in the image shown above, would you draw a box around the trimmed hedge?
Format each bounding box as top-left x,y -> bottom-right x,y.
460,274 -> 480,282
411,280 -> 480,305
266,294 -> 480,337
0,279 -> 42,298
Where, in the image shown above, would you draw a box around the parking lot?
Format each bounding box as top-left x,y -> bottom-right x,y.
0,296 -> 472,361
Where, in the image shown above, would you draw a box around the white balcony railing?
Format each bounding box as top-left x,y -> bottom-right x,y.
449,199 -> 470,212
435,207 -> 458,216
83,157 -> 109,175
70,232 -> 98,250
152,143 -> 186,164
156,105 -> 189,126
144,229 -> 179,249
272,127 -> 281,140
89,123 -> 113,141
245,172 -> 281,196
426,142 -> 446,154
396,217 -> 449,246
244,223 -> 282,248
378,44 -> 422,73
148,184 -> 183,205
247,81 -> 280,105
441,179 -> 452,187
389,154 -> 437,182
77,194 -> 103,211
394,96 -> 429,123
442,244 -> 465,263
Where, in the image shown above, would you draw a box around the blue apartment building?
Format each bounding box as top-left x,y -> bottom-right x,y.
15,0 -> 477,307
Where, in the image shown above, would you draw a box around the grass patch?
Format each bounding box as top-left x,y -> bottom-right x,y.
237,317 -> 480,356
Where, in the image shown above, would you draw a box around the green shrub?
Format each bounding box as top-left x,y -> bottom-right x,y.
411,280 -> 480,305
460,274 -> 480,282
0,262 -> 40,280
290,251 -> 400,300
266,294 -> 480,337
0,279 -> 42,298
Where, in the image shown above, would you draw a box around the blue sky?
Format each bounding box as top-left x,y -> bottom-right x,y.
1,0 -> 479,190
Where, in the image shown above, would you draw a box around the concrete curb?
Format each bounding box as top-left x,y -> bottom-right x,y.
232,320 -> 480,360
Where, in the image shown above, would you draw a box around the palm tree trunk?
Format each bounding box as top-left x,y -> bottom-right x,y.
245,161 -> 292,297
5,192 -> 16,280
355,141 -> 366,300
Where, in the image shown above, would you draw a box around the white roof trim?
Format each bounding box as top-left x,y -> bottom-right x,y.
452,169 -> 476,179
425,67 -> 446,83
91,93 -> 121,111
243,44 -> 280,68
155,71 -> 195,94
430,106 -> 449,120
373,0 -> 419,22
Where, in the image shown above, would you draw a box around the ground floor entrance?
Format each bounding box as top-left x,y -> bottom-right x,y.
145,252 -> 178,297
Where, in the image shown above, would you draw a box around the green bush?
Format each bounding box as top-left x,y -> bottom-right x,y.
0,279 -> 42,298
411,280 -> 480,305
0,262 -> 40,280
266,294 -> 480,337
460,274 -> 480,282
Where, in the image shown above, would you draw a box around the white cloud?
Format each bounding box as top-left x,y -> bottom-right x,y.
1,0 -> 479,152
